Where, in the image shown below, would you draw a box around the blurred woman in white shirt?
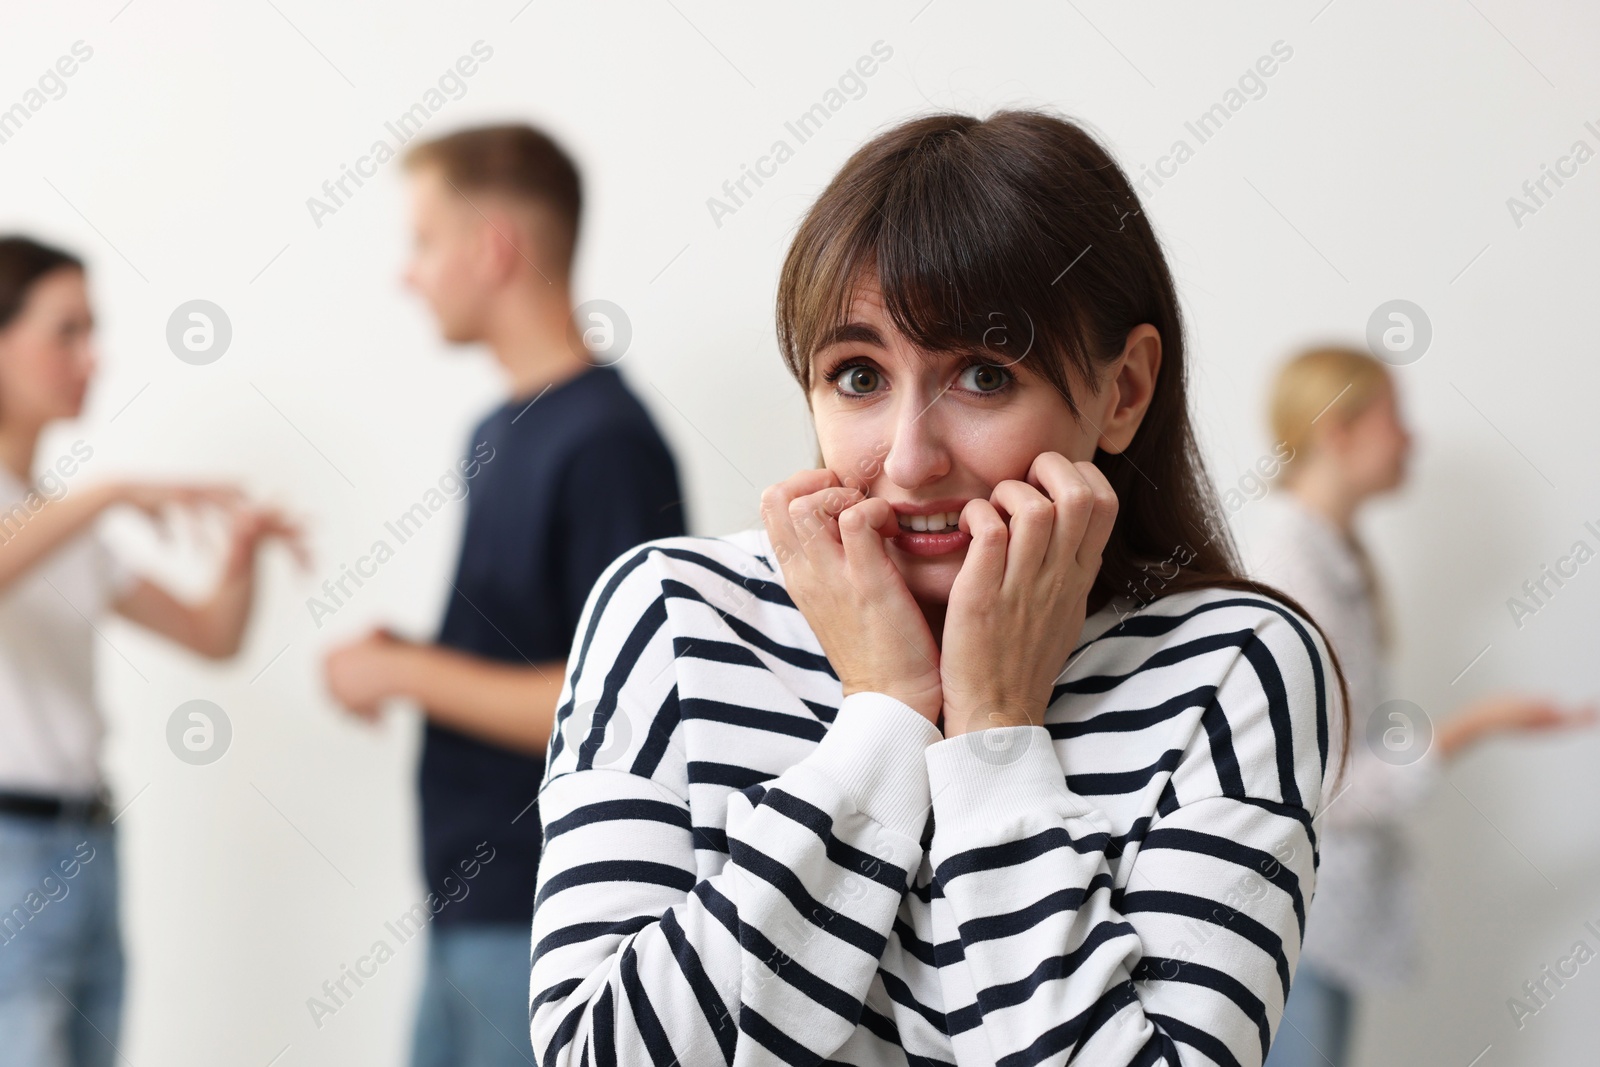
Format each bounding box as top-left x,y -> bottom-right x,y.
1245,346 -> 1594,1067
0,236 -> 302,1067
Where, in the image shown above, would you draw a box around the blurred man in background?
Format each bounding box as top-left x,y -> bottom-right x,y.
323,124 -> 685,1067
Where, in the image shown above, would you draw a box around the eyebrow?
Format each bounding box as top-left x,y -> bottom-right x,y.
816,321 -> 884,350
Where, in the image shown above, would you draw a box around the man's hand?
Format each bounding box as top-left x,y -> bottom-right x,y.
324,628 -> 412,721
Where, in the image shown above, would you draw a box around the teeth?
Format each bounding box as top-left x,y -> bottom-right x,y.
897,510 -> 961,532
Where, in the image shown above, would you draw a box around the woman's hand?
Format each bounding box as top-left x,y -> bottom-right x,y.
1437,694 -> 1600,758
218,503 -> 310,579
761,469 -> 943,724
939,453 -> 1117,737
112,481 -> 244,522
107,482 -> 307,572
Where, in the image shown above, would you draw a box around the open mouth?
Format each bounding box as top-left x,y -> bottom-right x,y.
890,503 -> 972,557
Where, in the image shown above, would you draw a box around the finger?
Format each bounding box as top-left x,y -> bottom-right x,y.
955,498 -> 1009,594
836,497 -> 901,580
270,520 -> 313,568
761,469 -> 841,567
1069,461 -> 1119,573
789,483 -> 863,551
181,485 -> 246,513
987,479 -> 1054,585
1031,452 -> 1117,573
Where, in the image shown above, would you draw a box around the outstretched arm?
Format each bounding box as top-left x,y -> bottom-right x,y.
115,502 -> 304,658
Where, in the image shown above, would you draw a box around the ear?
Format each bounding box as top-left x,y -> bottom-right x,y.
1310,405 -> 1356,457
477,203 -> 528,284
1095,324 -> 1162,455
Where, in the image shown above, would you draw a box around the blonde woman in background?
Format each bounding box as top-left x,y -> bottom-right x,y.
1245,346 -> 1596,1067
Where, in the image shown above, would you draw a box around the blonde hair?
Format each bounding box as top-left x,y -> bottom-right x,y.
1268,345 -> 1395,653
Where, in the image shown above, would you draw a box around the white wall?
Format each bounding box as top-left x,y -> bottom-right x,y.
3,1 -> 1598,1063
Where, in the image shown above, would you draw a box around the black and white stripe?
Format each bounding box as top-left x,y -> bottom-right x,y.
531,528 -> 1339,1067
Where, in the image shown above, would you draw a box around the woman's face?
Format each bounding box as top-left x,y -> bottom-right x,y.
807,282 -> 1105,608
1340,378 -> 1413,496
0,268 -> 96,427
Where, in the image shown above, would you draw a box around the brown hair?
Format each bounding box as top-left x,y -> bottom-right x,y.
775,109 -> 1350,773
1269,345 -> 1396,652
0,236 -> 82,332
403,123 -> 582,272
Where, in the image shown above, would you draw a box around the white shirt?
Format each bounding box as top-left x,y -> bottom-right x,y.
1239,491 -> 1439,989
529,527 -> 1340,1066
0,467 -> 137,796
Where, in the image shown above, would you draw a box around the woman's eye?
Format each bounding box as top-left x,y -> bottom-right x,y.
838,365 -> 881,395
958,363 -> 1010,393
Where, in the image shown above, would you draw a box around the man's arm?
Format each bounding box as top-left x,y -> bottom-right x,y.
324,421 -> 684,753
323,629 -> 566,755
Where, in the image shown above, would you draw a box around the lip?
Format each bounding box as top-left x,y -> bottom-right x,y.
891,528 -> 971,557
887,498 -> 972,557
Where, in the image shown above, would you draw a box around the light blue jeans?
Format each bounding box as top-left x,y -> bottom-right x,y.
1265,961 -> 1355,1067
0,814 -> 123,1067
411,923 -> 536,1067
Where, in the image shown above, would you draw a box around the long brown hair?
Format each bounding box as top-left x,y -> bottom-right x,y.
774,109 -> 1350,772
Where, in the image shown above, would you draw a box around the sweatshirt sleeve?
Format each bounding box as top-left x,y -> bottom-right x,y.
530,544 -> 943,1067
922,606 -> 1335,1067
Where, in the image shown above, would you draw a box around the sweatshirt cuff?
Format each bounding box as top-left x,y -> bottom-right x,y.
924,726 -> 1082,835
800,692 -> 942,840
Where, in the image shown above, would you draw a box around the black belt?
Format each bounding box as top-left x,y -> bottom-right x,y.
0,790 -> 113,824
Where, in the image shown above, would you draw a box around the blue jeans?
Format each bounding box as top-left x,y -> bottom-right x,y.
1265,961 -> 1355,1067
0,814 -> 123,1067
411,923 -> 535,1067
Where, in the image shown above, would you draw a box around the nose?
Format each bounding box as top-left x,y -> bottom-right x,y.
77,338 -> 99,382
880,391 -> 952,490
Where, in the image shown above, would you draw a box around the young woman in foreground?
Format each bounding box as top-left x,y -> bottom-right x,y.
529,111 -> 1350,1066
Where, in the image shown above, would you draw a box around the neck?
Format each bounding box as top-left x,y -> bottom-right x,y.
481,279 -> 592,400
0,420 -> 40,484
1284,466 -> 1361,537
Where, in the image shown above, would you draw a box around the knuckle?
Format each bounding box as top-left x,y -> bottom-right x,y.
1059,482 -> 1094,508
974,520 -> 1007,544
1021,498 -> 1055,523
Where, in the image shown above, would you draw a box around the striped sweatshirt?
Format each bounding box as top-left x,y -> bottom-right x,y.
530,528 -> 1340,1067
